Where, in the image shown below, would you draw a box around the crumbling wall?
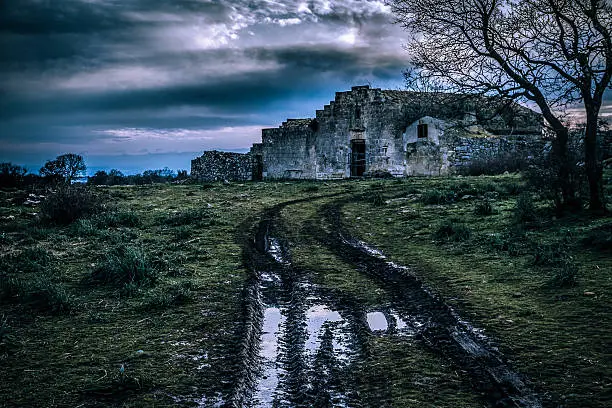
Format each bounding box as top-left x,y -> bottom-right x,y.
261,120 -> 317,179
191,151 -> 252,182
192,86 -> 545,180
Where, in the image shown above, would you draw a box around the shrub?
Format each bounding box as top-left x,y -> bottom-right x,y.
91,246 -> 157,291
40,185 -> 103,224
422,189 -> 456,205
474,200 -> 494,216
434,220 -> 471,242
514,193 -> 537,224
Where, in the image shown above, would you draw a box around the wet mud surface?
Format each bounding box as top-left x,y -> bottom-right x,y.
229,196 -> 542,407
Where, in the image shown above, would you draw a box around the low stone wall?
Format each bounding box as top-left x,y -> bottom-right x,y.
191,151 -> 252,182
449,134 -> 546,172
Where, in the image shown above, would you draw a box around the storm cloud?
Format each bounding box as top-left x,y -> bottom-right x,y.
0,0 -> 410,171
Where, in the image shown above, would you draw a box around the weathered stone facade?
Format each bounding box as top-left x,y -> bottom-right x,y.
192,85 -> 545,180
191,150 -> 252,182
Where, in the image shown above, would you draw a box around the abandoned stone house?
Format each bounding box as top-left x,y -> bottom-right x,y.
191,85 -> 544,181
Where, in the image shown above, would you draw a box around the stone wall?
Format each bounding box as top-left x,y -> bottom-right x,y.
192,86 -> 546,180
191,150 -> 252,181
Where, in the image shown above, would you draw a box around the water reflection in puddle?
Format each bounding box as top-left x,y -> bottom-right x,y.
253,307 -> 286,406
367,312 -> 388,332
305,305 -> 351,360
267,238 -> 289,265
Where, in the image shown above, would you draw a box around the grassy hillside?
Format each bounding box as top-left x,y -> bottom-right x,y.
0,176 -> 609,407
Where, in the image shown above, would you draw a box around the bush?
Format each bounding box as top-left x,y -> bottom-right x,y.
422,189 -> 456,205
40,185 -> 103,224
434,220 -> 471,242
514,193 -> 537,224
91,247 -> 157,291
474,200 -> 495,216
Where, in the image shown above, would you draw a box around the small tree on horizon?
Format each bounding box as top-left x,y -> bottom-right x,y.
40,153 -> 86,184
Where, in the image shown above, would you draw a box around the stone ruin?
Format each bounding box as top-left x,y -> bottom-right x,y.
192,85 -> 546,181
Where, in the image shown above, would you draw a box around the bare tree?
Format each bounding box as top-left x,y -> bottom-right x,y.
389,0 -> 612,211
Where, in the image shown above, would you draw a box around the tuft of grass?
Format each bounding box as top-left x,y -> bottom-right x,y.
422,189 -> 456,205
304,184 -> 320,193
160,207 -> 214,227
473,199 -> 495,216
91,246 -> 158,291
551,260 -> 579,288
94,210 -> 141,228
0,315 -> 10,346
582,223 -> 612,251
433,220 -> 471,242
0,273 -> 74,315
514,192 -> 537,224
139,282 -> 194,310
370,192 -> 386,206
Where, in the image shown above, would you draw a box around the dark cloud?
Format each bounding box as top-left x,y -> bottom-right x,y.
0,0 -> 408,168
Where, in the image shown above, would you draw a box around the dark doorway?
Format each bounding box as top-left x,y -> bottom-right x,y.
253,155 -> 263,181
350,140 -> 366,177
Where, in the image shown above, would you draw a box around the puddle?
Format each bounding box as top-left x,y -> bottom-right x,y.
391,312 -> 408,330
267,237 -> 290,265
253,307 -> 286,406
305,305 -> 351,360
366,312 -> 388,332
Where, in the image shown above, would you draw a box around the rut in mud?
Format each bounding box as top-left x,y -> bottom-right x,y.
230,195 -> 542,408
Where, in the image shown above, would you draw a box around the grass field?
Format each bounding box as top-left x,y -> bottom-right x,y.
0,176 -> 610,407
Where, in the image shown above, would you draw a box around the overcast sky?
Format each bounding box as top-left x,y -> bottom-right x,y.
0,0 -> 409,173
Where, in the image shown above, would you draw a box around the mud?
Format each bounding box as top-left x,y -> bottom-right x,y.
228,195 -> 542,408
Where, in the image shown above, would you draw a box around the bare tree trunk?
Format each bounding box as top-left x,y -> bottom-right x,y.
584,111 -> 606,212
550,126 -> 576,210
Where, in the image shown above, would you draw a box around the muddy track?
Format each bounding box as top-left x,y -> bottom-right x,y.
229,193 -> 542,408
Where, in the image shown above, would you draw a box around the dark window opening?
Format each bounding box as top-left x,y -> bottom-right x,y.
253,155 -> 263,181
350,140 -> 366,177
417,123 -> 428,139
355,107 -> 361,120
